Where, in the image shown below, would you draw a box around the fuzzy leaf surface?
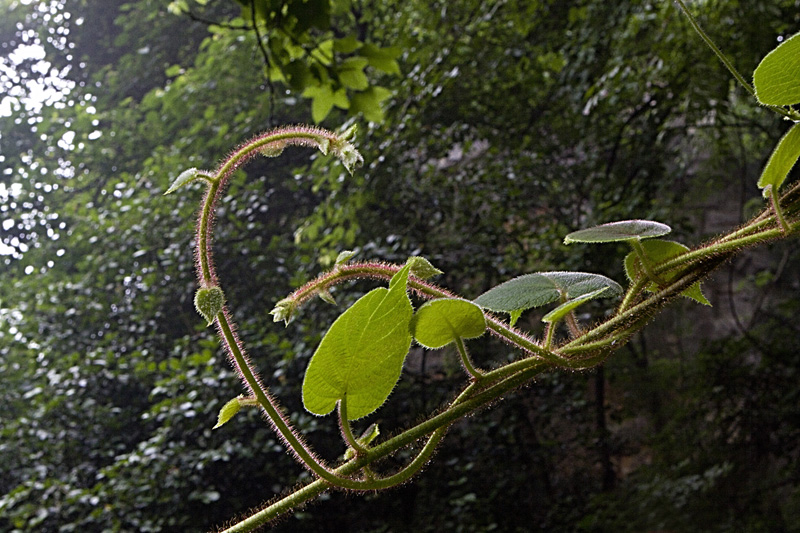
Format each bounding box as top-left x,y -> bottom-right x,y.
474,272 -> 622,317
410,298 -> 486,349
753,31 -> 800,106
564,220 -> 671,244
302,265 -> 413,420
757,123 -> 800,196
624,239 -> 711,306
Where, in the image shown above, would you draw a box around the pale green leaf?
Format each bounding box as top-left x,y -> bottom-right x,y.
360,43 -> 402,75
410,298 -> 486,349
213,397 -> 242,429
564,220 -> 671,244
624,239 -> 711,306
753,32 -> 800,106
474,272 -> 622,318
351,87 -> 391,123
319,289 -> 336,305
302,265 -> 413,419
541,288 -> 608,324
164,168 -> 209,195
335,250 -> 357,265
407,256 -> 444,279
304,85 -> 335,123
757,123 -> 800,196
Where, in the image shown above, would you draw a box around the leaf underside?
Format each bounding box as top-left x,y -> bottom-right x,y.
541,287 -> 608,323
474,271 -> 622,317
410,298 -> 486,349
564,219 -> 671,244
757,123 -> 800,196
302,265 -> 413,420
624,239 -> 711,306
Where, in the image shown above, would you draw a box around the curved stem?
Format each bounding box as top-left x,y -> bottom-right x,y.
338,395 -> 368,456
220,362 -> 549,532
455,336 -> 483,380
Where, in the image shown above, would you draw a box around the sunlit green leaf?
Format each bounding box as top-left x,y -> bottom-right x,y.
753,32 -> 800,106
410,298 -> 486,349
213,397 -> 242,429
564,220 -> 671,244
474,272 -> 622,318
407,256 -> 444,279
624,239 -> 711,306
335,250 -> 357,265
302,265 -> 413,419
541,288 -> 608,323
164,168 -> 210,195
757,123 -> 800,196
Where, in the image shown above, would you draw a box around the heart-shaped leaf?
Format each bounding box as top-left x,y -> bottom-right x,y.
753,31 -> 800,106
541,287 -> 609,324
410,298 -> 486,349
757,123 -> 800,196
302,265 -> 413,420
474,272 -> 622,318
624,239 -> 711,306
564,220 -> 671,244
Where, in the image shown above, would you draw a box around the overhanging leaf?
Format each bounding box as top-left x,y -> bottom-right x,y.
757,123 -> 800,196
624,239 -> 711,306
753,31 -> 800,106
410,298 -> 486,349
302,265 -> 413,420
474,272 -> 622,318
564,220 -> 671,244
541,287 -> 609,324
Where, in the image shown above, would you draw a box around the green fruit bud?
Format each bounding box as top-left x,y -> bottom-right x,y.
195,285 -> 225,326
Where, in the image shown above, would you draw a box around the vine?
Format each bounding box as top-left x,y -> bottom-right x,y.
164,7 -> 800,532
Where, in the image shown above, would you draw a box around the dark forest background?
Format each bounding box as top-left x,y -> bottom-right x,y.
1,1 -> 799,531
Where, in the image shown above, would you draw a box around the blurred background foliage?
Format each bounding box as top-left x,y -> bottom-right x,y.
1,0 -> 799,531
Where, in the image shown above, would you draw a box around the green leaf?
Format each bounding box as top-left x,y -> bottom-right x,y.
541,288 -> 608,324
624,239 -> 711,306
407,256 -> 444,279
213,397 -> 242,429
360,43 -> 402,75
564,220 -> 671,244
757,123 -> 800,196
753,32 -> 800,106
335,250 -> 357,265
339,57 -> 370,90
302,265 -> 413,419
334,35 -> 362,54
304,85 -> 337,123
194,286 -> 225,325
319,289 -> 337,305
410,298 -> 486,349
351,86 -> 392,123
164,168 -> 209,195
474,272 -> 622,319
